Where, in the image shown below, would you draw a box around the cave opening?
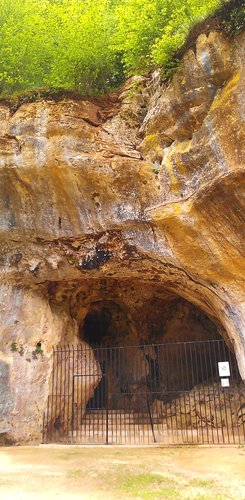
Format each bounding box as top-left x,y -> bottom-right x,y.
76,286 -> 222,349
73,285 -> 236,411
83,308 -> 109,345
81,301 -> 130,347
81,300 -> 132,409
44,279 -> 244,445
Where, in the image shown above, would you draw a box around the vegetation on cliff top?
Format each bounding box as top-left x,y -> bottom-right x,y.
0,0 -> 242,98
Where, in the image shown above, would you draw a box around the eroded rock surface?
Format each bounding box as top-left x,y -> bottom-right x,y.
153,380 -> 245,431
44,342 -> 102,441
0,29 -> 244,443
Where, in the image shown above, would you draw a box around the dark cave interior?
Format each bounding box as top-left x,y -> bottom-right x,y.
71,283 -> 234,410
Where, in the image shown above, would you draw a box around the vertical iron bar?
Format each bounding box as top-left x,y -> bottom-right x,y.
165,343 -> 173,444
227,345 -> 241,444
220,340 -> 230,443
222,341 -> 235,444
119,346 -> 121,444
213,340 -> 225,443
80,344 -> 82,444
59,346 -> 63,443
204,341 -> 214,444
136,345 -> 140,444
49,346 -> 55,443
180,342 -> 188,444
168,343 -> 174,443
162,344 -> 168,444
63,346 -> 66,443
234,351 -> 245,444
218,340 -> 230,444
198,342 -> 209,444
189,343 -> 198,443
89,344 -> 91,444
97,346 -> 100,444
208,341 -> 219,444
156,344 -> 160,443
194,341 -> 204,444
147,394 -> 156,442
143,346 -> 148,445
175,342 -> 182,444
75,374 -> 77,442
71,375 -> 75,444
67,345 -> 71,443
128,347 -> 131,445
55,346 -> 59,443
106,370 -> 109,445
134,345 -> 137,445
71,346 -> 75,444
111,347 -> 113,444
115,347 -> 117,445
184,342 -> 193,443
105,346 -> 109,444
124,347 -> 127,445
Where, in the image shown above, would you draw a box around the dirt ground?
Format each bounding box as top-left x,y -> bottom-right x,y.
0,445 -> 244,499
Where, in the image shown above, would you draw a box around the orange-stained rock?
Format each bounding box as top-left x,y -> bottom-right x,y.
0,30 -> 244,444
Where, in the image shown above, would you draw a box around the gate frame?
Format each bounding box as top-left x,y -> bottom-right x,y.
43,339 -> 245,446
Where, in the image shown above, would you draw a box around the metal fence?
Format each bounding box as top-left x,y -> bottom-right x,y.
43,339 -> 245,445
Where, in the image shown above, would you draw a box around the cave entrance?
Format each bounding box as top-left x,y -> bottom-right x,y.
84,309 -> 110,345
43,338 -> 245,446
43,283 -> 244,445
80,300 -> 132,347
81,301 -> 131,410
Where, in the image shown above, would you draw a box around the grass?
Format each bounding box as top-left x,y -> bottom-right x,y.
189,479 -> 215,487
66,469 -> 84,478
113,469 -> 224,499
64,462 -> 233,499
119,472 -> 178,499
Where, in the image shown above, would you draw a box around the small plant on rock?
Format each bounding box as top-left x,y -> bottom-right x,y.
35,342 -> 43,354
10,342 -> 18,352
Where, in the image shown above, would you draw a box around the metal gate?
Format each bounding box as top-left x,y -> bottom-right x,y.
43,339 -> 245,445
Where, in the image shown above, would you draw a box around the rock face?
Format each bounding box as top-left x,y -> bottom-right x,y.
0,29 -> 244,444
153,380 -> 245,431
44,343 -> 102,441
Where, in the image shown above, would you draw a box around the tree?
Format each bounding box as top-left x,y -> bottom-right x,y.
0,0 -> 225,96
114,0 -> 222,73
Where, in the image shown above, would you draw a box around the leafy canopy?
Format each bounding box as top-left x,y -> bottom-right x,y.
0,0 -> 223,96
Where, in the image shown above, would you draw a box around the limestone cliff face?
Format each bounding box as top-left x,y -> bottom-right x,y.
0,29 -> 244,443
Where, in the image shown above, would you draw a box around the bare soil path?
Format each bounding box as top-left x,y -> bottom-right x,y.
0,445 -> 244,499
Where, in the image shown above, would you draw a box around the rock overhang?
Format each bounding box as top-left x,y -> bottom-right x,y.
0,27 -> 244,444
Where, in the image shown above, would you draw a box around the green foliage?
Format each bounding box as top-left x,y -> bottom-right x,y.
119,472 -> 179,498
0,0 -> 233,97
0,0 -> 121,95
10,341 -> 24,354
35,342 -> 43,354
10,341 -> 18,352
221,0 -> 245,36
114,0 -> 222,74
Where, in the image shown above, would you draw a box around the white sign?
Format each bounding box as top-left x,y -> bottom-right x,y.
221,378 -> 230,387
218,361 -> 230,377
